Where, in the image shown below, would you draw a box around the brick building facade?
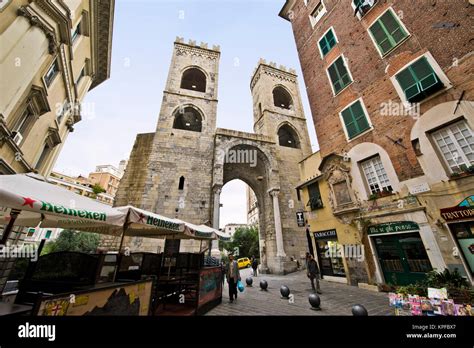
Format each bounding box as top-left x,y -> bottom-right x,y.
280,0 -> 474,286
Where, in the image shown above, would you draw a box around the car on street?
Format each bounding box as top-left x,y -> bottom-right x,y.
237,257 -> 251,269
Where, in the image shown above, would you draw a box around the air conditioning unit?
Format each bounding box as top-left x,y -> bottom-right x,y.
12,132 -> 23,145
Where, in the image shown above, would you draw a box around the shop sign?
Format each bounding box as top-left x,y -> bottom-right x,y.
296,211 -> 305,227
314,229 -> 337,240
367,221 -> 419,235
440,196 -> 474,222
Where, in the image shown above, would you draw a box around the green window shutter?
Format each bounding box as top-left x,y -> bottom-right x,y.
352,101 -> 370,133
335,58 -> 351,86
370,21 -> 392,54
382,10 -> 407,44
396,57 -> 443,102
319,38 -> 329,56
411,57 -> 439,91
328,57 -> 352,94
369,10 -> 407,55
319,29 -> 336,56
328,63 -> 341,92
342,108 -> 358,139
342,101 -> 370,139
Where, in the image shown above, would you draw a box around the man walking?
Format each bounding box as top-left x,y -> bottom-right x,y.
251,256 -> 258,277
226,254 -> 241,303
307,254 -> 322,294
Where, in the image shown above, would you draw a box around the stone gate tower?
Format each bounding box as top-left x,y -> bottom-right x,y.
250,60 -> 312,269
111,38 -> 220,252
107,39 -> 314,273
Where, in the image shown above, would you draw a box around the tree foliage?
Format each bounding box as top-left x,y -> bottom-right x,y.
92,184 -> 106,195
223,226 -> 259,259
41,229 -> 100,255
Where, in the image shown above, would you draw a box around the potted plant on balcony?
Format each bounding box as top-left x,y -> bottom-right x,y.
368,188 -> 393,200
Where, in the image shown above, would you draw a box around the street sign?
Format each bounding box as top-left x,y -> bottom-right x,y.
296,211 -> 305,227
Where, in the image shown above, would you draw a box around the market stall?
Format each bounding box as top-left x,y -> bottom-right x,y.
113,210 -> 229,316
0,175 -> 173,316
0,174 -> 227,316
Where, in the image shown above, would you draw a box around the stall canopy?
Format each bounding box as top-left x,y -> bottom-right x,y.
0,174 -> 227,242
0,173 -> 126,236
185,222 -> 230,242
116,206 -> 230,241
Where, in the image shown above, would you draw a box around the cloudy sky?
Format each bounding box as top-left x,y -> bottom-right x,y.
54,0 -> 318,228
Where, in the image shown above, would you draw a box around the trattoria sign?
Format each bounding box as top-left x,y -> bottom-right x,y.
367,221 -> 419,235
440,207 -> 474,222
440,196 -> 474,222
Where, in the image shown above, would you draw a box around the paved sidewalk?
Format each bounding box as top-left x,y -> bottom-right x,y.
206,269 -> 393,316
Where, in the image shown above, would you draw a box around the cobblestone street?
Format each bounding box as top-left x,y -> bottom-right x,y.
207,268 -> 394,316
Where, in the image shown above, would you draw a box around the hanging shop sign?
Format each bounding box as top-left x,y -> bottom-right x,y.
367,221 -> 419,235
296,211 -> 305,227
314,229 -> 337,240
440,196 -> 474,222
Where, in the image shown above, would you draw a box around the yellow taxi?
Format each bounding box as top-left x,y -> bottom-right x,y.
237,257 -> 251,269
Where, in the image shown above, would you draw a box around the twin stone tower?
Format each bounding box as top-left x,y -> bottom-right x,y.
104,38 -> 313,274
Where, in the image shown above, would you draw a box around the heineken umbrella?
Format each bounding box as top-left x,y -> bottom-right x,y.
117,206 -> 222,240
184,222 -> 230,242
0,173 -> 127,241
115,205 -> 186,238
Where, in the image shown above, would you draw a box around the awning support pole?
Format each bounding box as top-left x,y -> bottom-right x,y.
0,209 -> 21,245
114,210 -> 131,281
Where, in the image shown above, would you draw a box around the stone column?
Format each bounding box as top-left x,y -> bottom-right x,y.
211,185 -> 222,258
269,189 -> 286,258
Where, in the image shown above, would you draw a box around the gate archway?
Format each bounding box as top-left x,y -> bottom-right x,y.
212,136 -> 286,273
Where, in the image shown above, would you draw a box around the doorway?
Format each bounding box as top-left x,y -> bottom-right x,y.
373,232 -> 432,285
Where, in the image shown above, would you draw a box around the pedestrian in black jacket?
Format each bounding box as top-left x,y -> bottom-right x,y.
307,254 -> 322,294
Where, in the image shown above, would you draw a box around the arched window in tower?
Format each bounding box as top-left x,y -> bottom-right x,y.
173,106 -> 203,132
273,86 -> 293,110
278,124 -> 300,148
178,176 -> 185,190
180,68 -> 206,92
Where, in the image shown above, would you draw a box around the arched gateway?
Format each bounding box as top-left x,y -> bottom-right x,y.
104,39 -> 313,274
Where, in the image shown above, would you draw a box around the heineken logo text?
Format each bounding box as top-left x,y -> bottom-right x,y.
40,201 -> 106,221
146,216 -> 180,230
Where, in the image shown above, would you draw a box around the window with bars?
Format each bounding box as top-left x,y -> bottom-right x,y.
361,156 -> 393,195
310,2 -> 326,27
328,56 -> 352,95
353,0 -> 377,17
307,182 -> 323,210
369,9 -> 408,55
340,100 -> 371,139
319,28 -> 337,57
395,57 -> 444,103
432,120 -> 474,173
